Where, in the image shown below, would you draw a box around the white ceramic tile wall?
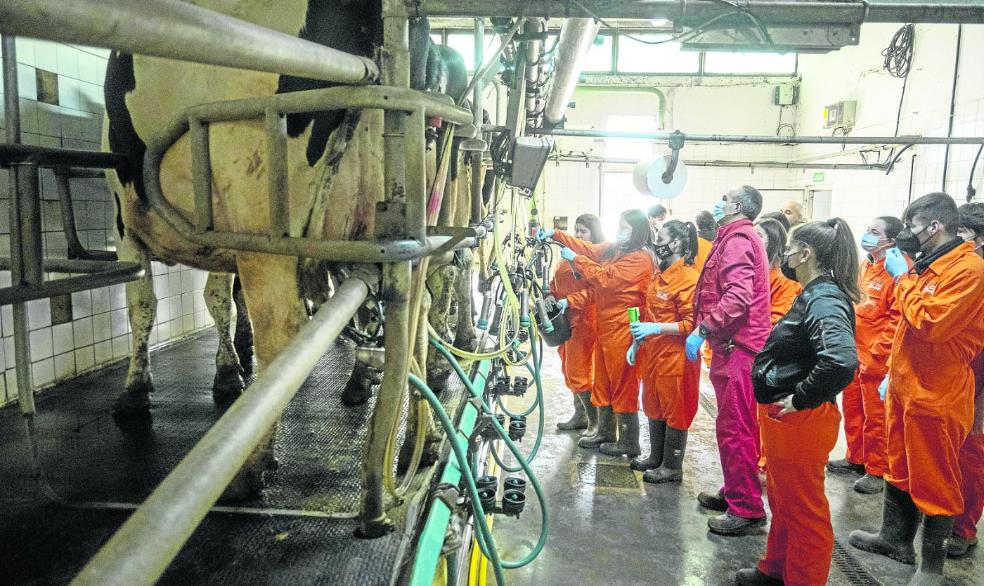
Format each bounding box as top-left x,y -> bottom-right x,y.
790,23 -> 984,239
1,36 -> 214,406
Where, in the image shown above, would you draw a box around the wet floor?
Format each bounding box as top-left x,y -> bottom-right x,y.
493,349 -> 982,585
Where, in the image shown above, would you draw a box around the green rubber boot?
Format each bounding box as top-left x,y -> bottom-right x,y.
630,419 -> 666,471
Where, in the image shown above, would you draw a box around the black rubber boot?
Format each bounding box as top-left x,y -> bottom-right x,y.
735,568 -> 784,585
579,406 -> 615,449
826,458 -> 866,475
947,534 -> 978,558
630,419 -> 666,471
849,482 -> 919,564
578,393 -> 598,437
643,427 -> 687,484
908,516 -> 954,586
556,392 -> 589,431
698,490 -> 728,512
599,413 -> 641,457
853,473 -> 885,494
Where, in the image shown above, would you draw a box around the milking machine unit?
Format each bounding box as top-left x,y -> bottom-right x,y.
412,182 -> 558,585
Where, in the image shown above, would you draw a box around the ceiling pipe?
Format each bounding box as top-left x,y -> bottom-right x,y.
543,18 -> 601,127
416,1 -> 984,24
532,127 -> 984,146
550,154 -> 889,171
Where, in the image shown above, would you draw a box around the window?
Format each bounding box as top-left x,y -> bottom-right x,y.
582,34 -> 614,73
616,33 -> 699,74
446,32 -> 500,72
604,114 -> 658,160
703,51 -> 797,75
600,172 -> 662,240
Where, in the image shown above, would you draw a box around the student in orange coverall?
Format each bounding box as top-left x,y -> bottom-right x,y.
752,218 -> 801,472
850,193 -> 984,585
737,218 -> 861,586
550,214 -> 605,434
539,209 -> 656,456
626,220 -> 700,484
827,216 -> 907,495
949,202 -> 984,558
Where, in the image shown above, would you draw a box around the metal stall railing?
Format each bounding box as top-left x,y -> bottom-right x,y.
0,0 -> 483,582
1,36 -> 146,434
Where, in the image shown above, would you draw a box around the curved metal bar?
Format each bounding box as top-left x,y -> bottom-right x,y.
0,0 -> 379,85
141,86 -> 475,262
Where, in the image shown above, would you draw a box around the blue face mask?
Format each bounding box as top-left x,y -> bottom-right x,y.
712,200 -> 729,223
616,229 -> 631,244
860,232 -> 882,253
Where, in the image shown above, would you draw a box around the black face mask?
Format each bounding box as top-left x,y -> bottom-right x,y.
894,228 -> 922,256
654,243 -> 674,260
780,253 -> 799,281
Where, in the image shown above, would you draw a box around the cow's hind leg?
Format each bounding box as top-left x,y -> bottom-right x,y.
222,253 -> 307,501
205,272 -> 245,406
114,248 -> 156,418
232,275 -> 254,377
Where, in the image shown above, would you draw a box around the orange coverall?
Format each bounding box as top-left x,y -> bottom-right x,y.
842,256 -> 907,477
553,231 -> 654,413
758,402 -> 841,586
885,242 -> 984,516
767,266 -> 802,326
697,238 -> 713,367
954,349 -> 984,541
637,258 -> 698,429
758,267 -> 802,469
551,261 -> 598,393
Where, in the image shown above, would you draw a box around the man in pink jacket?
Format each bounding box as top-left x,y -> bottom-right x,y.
686,185 -> 773,535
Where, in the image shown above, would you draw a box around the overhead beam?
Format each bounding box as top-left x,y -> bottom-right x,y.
416,1 -> 984,24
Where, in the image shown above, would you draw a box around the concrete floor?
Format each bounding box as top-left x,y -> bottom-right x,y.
492,349 -> 982,586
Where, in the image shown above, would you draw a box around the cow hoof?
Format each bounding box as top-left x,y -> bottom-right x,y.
112,390 -> 151,418
397,434 -> 441,475
212,365 -> 245,406
220,466 -> 264,503
369,367 -> 383,385
341,375 -> 372,406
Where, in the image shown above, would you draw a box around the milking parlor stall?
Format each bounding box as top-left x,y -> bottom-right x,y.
1,1 -> 984,585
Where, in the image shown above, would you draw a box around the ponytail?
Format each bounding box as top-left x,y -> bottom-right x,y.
794,218 -> 861,303
661,219 -> 698,266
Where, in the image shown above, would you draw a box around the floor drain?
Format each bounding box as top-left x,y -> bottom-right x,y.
572,462 -> 641,492
832,539 -> 883,586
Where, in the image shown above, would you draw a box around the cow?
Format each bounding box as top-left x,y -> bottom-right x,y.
103,0 -> 475,499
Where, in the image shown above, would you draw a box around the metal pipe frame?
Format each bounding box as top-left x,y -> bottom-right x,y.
143,86 -> 474,262
416,1 -> 984,24
550,154 -> 891,170
543,19 -> 601,126
0,144 -> 130,168
0,0 -> 379,85
4,35 -> 36,417
0,261 -> 145,305
534,128 -> 984,146
54,170 -> 119,261
72,276 -> 374,586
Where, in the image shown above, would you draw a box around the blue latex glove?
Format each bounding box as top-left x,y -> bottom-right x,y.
536,227 -> 555,242
884,247 -> 908,278
626,342 -> 639,366
878,375 -> 889,400
556,299 -> 568,314
630,322 -> 662,342
685,331 -> 705,361
559,247 -> 577,262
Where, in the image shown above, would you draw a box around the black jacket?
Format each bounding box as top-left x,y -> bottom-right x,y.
753,276 -> 858,410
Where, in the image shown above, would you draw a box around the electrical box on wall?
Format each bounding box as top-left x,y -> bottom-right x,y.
508,136 -> 553,191
773,84 -> 798,106
823,100 -> 857,129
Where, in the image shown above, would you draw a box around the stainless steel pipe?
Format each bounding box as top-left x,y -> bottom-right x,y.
535,128 -> 984,146
0,0 -> 379,84
72,276 -> 374,586
543,19 -> 600,126
415,1 -> 984,24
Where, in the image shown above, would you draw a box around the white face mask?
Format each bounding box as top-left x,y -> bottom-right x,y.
616,229 -> 631,244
